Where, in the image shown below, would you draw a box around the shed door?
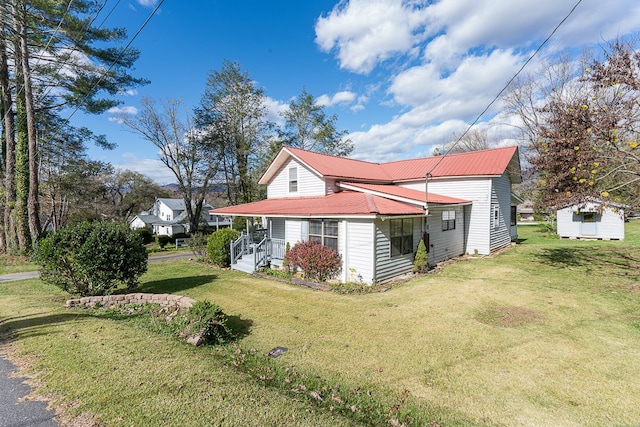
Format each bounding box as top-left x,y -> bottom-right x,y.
581,212 -> 597,236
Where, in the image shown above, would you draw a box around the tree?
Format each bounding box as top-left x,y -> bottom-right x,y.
279,87 -> 353,157
504,39 -> 640,210
102,170 -> 170,222
120,97 -> 219,234
0,0 -> 146,252
195,60 -> 272,205
433,129 -> 491,156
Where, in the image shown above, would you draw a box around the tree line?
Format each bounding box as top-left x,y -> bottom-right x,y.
0,1 -> 353,254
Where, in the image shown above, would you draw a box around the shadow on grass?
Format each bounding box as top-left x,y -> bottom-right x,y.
535,246 -> 640,279
0,312 -> 94,341
136,274 -> 218,294
226,315 -> 253,339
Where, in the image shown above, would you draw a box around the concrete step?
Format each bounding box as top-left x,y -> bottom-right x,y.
231,257 -> 255,274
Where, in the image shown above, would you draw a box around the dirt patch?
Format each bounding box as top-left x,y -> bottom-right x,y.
474,303 -> 546,328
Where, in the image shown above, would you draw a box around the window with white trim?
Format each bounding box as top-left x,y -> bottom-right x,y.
493,206 -> 500,229
442,210 -> 456,231
309,219 -> 338,252
289,167 -> 298,192
390,218 -> 413,257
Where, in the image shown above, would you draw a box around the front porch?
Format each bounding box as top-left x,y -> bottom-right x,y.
230,231 -> 286,274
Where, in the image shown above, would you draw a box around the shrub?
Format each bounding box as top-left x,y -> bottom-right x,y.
34,221 -> 148,296
284,240 -> 342,282
188,232 -> 209,259
134,227 -> 154,244
170,232 -> 190,243
187,300 -> 234,345
207,228 -> 241,267
156,234 -> 170,249
413,239 -> 428,273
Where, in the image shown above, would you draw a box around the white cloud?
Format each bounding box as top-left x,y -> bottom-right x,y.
115,153 -> 175,185
316,90 -> 356,107
317,0 -> 640,161
107,106 -> 138,123
136,0 -> 157,7
108,106 -> 138,115
315,0 -> 429,74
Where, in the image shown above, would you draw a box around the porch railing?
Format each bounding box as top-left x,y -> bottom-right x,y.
230,234 -> 287,270
230,233 -> 249,265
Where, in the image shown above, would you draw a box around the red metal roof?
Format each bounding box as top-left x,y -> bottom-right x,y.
284,146 -> 392,181
339,182 -> 470,205
276,145 -> 519,182
381,146 -> 520,180
210,191 -> 425,217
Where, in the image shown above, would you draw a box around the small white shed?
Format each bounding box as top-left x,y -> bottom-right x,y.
557,201 -> 625,240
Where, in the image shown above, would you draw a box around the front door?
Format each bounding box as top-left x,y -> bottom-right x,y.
581,212 -> 597,236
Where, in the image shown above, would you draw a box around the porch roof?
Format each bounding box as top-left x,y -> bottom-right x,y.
338,182 -> 470,205
209,190 -> 426,217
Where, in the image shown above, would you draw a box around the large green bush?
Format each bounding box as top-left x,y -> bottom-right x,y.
207,228 -> 241,267
35,221 -> 148,296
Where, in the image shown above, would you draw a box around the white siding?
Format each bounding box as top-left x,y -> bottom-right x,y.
130,217 -> 147,230
426,206 -> 465,264
285,219 -> 302,247
343,219 -> 375,283
270,217 -> 285,239
490,173 -> 513,251
557,203 -> 625,240
266,158 -> 326,198
401,178 -> 492,255
373,217 -> 422,284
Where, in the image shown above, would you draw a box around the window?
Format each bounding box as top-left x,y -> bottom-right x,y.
309,219 -> 338,252
510,206 -> 517,226
390,218 -> 413,257
493,206 -> 500,229
289,167 -> 298,192
442,210 -> 456,231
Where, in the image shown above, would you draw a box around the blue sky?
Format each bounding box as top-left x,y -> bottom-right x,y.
77,0 -> 640,184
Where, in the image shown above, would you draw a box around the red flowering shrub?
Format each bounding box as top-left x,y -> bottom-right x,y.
284,240 -> 342,282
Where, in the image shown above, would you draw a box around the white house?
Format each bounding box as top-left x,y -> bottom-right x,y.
557,200 -> 625,240
210,145 -> 522,284
130,198 -> 232,236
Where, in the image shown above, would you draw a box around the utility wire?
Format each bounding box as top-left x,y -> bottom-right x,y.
426,0 -> 584,176
42,0 -> 164,145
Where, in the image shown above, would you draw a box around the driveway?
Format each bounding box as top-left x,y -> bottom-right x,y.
0,353 -> 58,427
0,252 -> 193,283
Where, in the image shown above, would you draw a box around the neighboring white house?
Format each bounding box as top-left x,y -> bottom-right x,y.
210,145 -> 522,284
130,198 -> 232,236
557,200 -> 625,240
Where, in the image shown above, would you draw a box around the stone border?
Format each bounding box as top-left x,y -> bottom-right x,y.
65,293 -> 195,309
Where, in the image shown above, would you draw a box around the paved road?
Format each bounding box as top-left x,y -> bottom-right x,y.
0,354 -> 58,427
0,252 -> 193,283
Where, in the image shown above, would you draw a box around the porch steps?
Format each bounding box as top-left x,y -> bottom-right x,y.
231,256 -> 256,274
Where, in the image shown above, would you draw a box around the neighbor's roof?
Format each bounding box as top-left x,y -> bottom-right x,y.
260,145 -> 521,184
157,198 -> 214,211
210,191 -> 425,217
131,214 -> 159,225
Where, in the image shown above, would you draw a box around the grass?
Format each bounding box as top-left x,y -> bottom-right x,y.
0,254 -> 37,274
1,220 -> 640,426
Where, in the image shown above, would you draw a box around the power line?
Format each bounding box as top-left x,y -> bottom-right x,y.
427,0 -> 584,175
42,0 -> 165,145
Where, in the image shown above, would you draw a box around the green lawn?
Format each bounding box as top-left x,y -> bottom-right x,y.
1,221 -> 639,426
